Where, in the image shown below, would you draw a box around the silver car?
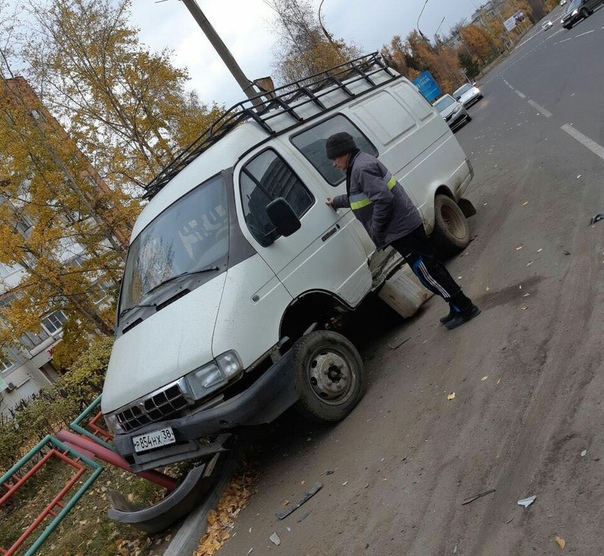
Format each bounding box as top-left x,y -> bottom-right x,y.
433,94 -> 471,131
453,83 -> 483,108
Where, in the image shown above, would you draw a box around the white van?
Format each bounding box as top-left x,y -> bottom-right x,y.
101,54 -> 475,472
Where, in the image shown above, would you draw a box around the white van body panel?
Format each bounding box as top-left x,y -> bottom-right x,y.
212,254 -> 292,367
102,274 -> 226,413
234,140 -> 373,307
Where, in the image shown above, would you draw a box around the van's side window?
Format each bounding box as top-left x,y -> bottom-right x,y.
240,149 -> 314,247
291,115 -> 378,186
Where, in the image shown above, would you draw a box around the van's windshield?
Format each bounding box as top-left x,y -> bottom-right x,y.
119,174 -> 229,315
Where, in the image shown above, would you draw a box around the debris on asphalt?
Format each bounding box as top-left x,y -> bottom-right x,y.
342,481 -> 349,486
462,488 -> 496,505
590,209 -> 604,230
555,536 -> 566,549
523,201 -> 528,206
447,393 -> 456,400
481,376 -> 488,381
526,261 -> 533,267
581,450 -> 588,457
276,483 -> 323,520
517,495 -> 537,508
247,549 -> 254,555
282,499 -> 290,506
297,510 -> 312,523
516,246 -> 523,251
389,337 -> 411,350
537,248 -> 543,253
270,533 -> 281,546
325,469 -> 335,475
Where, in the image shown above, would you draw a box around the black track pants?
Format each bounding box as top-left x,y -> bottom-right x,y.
389,226 -> 472,311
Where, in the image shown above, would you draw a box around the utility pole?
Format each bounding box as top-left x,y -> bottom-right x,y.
416,0 -> 430,42
180,0 -> 262,107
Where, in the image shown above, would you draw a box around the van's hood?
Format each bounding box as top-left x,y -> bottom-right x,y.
102,273 -> 226,414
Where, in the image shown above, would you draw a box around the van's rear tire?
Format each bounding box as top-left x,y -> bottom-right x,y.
292,331 -> 365,423
431,194 -> 471,256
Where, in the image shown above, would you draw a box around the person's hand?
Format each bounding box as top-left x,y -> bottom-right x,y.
326,198 -> 335,208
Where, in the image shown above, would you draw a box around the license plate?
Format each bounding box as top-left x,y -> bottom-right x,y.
132,427 -> 176,453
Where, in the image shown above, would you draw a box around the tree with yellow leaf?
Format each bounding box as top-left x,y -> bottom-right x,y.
24,0 -> 225,193
267,0 -> 360,84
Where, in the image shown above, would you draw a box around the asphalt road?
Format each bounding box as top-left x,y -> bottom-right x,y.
216,15 -> 604,556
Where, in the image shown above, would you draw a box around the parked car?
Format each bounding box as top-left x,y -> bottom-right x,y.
560,0 -> 567,5
561,0 -> 604,28
452,83 -> 483,108
433,94 -> 471,131
101,53 -> 476,475
542,19 -> 554,30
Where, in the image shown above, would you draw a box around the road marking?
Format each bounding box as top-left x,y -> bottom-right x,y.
562,124 -> 604,160
559,37 -> 572,43
528,100 -> 552,118
576,30 -> 595,37
515,90 -> 527,99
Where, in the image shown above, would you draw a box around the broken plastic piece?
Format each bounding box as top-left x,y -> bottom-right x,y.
591,212 -> 604,225
270,532 -> 281,546
581,450 -> 587,457
517,495 -> 536,508
276,483 -> 323,520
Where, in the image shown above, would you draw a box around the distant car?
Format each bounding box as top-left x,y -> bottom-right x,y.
452,83 -> 483,108
561,0 -> 604,28
560,0 -> 567,5
433,94 -> 471,131
542,19 -> 554,30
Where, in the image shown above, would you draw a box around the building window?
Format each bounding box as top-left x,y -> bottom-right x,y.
41,311 -> 68,335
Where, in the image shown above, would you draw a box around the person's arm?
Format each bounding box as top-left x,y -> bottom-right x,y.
359,164 -> 395,244
326,194 -> 350,210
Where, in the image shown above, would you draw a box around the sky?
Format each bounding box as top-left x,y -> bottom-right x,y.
130,0 -> 481,107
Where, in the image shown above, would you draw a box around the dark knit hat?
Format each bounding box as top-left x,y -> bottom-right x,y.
325,132 -> 357,159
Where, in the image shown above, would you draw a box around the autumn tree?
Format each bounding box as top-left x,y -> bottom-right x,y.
459,24 -> 497,66
23,0 -> 224,192
0,76 -> 133,367
266,0 -> 360,84
380,36 -> 410,78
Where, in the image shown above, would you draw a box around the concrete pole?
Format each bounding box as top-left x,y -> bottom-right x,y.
180,0 -> 262,107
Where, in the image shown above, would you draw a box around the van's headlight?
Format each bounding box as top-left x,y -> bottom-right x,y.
572,8 -> 578,14
185,350 -> 243,399
104,413 -> 126,435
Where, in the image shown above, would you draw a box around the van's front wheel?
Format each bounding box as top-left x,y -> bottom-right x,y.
292,331 -> 365,423
431,194 -> 471,256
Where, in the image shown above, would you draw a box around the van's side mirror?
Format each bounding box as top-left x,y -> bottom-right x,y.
266,198 -> 301,237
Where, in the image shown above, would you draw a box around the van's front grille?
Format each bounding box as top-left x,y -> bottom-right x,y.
115,380 -> 192,432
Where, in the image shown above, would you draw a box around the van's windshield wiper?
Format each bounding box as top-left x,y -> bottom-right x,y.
144,265 -> 221,295
119,302 -> 157,319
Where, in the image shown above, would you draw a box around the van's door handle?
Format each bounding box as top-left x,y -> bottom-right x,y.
321,226 -> 339,242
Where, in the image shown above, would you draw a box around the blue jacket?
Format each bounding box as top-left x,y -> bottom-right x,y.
332,151 -> 423,249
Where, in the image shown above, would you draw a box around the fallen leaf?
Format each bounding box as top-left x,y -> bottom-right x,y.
282,500 -> 290,506
447,393 -> 456,400
555,536 -> 566,549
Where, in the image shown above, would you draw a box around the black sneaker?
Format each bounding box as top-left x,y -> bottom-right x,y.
439,307 -> 457,324
445,304 -> 481,330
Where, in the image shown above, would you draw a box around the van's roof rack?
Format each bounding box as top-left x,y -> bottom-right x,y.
143,52 -> 398,199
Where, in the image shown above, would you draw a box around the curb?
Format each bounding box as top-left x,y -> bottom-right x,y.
164,454 -> 239,556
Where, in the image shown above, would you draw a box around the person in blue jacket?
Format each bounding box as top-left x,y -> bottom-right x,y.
325,132 -> 479,330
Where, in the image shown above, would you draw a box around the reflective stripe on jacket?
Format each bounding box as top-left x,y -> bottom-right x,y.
332,151 -> 423,249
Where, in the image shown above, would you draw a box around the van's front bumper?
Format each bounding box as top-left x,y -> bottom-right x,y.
113,350 -> 298,472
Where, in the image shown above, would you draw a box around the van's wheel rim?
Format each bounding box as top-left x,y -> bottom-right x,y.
441,204 -> 466,239
307,349 -> 356,406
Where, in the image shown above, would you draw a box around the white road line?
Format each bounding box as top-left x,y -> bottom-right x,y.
528,100 -> 553,118
562,124 -> 604,160
515,90 -> 527,99
576,30 -> 595,37
559,37 -> 572,43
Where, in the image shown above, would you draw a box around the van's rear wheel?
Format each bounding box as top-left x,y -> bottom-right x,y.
431,194 -> 471,256
292,331 -> 365,423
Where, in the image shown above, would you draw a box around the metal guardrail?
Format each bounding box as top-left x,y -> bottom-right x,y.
0,435 -> 103,556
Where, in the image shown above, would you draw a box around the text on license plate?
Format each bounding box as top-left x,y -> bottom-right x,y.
132,427 -> 176,453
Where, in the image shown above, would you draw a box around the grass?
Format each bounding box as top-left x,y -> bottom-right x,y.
0,455 -> 168,556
